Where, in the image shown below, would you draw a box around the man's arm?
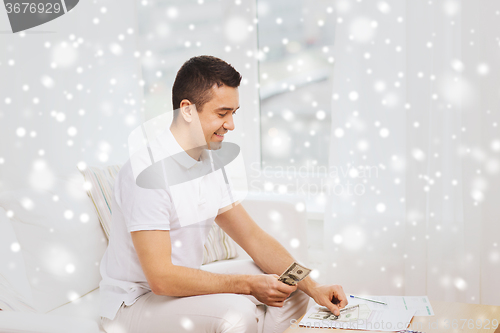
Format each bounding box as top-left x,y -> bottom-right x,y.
215,203 -> 311,289
215,203 -> 348,315
131,230 -> 250,296
131,229 -> 296,307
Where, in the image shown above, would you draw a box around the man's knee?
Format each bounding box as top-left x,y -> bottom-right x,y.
218,296 -> 258,333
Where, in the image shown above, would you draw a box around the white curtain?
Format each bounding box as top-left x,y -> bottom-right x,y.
324,0 -> 500,305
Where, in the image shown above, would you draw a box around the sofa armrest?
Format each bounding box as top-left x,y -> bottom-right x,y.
0,311 -> 100,333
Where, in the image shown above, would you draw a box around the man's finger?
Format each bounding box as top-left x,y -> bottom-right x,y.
335,289 -> 348,308
327,303 -> 340,316
276,282 -> 297,294
269,292 -> 288,300
273,290 -> 289,298
272,285 -> 293,297
270,301 -> 285,307
338,295 -> 348,308
332,293 -> 348,308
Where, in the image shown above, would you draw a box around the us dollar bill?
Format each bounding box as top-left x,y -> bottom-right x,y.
311,304 -> 360,322
278,262 -> 311,286
329,304 -> 360,322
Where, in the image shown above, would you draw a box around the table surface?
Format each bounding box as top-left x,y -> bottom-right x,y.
283,301 -> 500,333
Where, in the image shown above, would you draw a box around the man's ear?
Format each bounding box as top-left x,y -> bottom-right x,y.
179,99 -> 194,123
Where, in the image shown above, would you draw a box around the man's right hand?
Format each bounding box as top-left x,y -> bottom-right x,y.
249,274 -> 298,307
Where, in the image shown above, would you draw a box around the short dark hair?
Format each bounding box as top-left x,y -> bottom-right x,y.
172,55 -> 242,112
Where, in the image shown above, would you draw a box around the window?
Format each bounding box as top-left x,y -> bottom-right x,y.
256,0 -> 336,170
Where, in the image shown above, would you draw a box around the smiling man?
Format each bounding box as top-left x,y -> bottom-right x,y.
98,56 -> 347,333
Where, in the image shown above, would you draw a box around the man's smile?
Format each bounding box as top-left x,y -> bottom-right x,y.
213,130 -> 227,141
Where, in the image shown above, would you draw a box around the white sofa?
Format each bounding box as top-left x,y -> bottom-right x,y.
0,174 -> 308,332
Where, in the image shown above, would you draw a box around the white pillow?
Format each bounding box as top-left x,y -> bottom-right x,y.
0,207 -> 35,312
0,184 -> 107,313
78,165 -> 121,239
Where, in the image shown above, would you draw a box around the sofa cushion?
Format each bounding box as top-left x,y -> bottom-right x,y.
79,164 -> 238,265
47,287 -> 104,332
203,223 -> 239,263
0,208 -> 36,312
0,310 -> 100,333
0,183 -> 107,313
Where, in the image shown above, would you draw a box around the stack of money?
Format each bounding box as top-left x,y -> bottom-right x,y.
278,262 -> 311,286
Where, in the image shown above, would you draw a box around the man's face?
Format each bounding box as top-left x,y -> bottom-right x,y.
197,84 -> 239,150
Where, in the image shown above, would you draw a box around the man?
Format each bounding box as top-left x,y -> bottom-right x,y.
99,56 -> 347,333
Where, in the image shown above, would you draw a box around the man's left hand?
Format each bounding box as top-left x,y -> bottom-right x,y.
309,284 -> 348,316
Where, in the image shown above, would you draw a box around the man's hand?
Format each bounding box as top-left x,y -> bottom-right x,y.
309,284 -> 348,316
249,274 -> 297,307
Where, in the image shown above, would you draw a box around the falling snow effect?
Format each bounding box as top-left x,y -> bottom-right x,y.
0,0 -> 498,316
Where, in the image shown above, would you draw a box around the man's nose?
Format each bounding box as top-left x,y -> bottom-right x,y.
223,114 -> 235,131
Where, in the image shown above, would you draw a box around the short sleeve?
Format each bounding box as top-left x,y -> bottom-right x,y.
116,164 -> 171,233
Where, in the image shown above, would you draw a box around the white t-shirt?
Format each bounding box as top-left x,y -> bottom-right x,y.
99,129 -> 236,320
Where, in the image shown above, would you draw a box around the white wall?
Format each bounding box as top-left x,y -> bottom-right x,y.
0,0 -> 143,191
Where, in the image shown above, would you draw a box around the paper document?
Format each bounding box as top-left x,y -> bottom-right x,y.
348,295 -> 434,316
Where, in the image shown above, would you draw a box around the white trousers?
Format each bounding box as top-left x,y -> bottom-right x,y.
100,259 -> 310,333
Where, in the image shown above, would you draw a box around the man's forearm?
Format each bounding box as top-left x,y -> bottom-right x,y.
153,265 -> 252,297
297,275 -> 319,297
248,231 -> 296,275
247,231 -> 319,297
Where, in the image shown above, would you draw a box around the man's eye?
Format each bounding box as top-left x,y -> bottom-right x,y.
232,110 -> 237,115
219,113 -> 227,117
